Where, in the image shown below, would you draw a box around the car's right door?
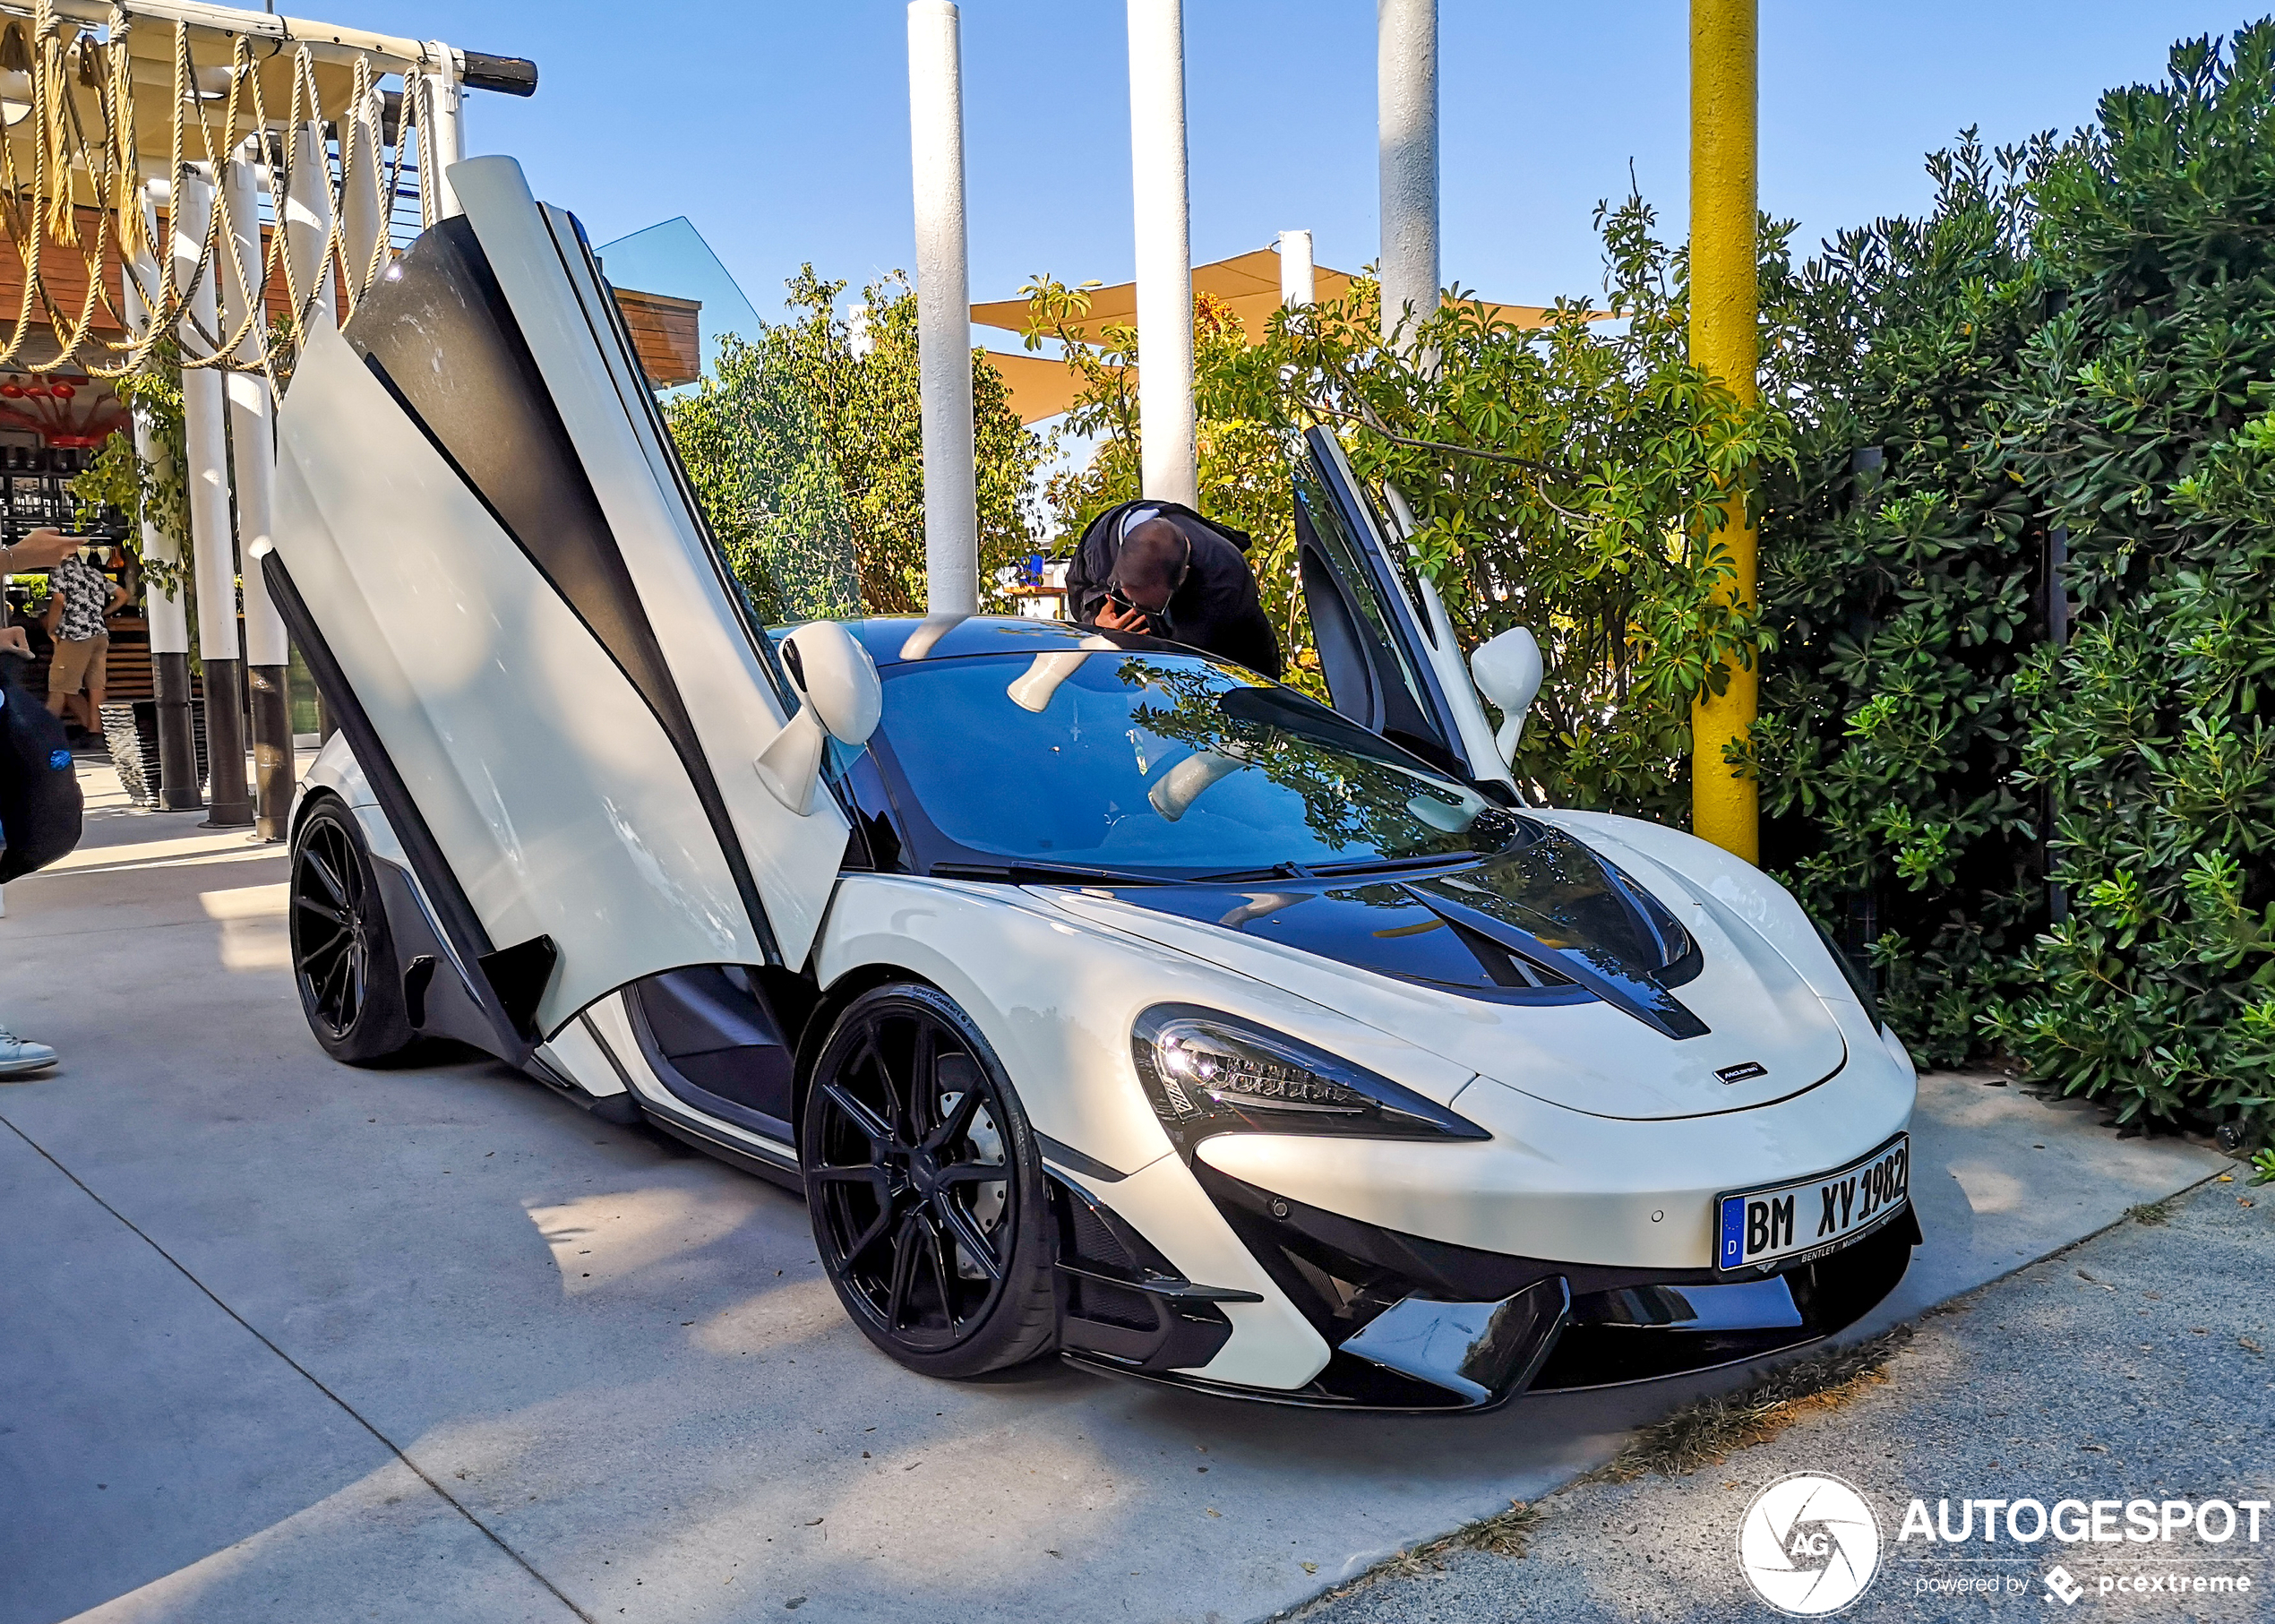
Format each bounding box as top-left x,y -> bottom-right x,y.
1293,425 -> 1513,787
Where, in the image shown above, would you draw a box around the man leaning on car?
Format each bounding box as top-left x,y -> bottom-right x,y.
1065,501 -> 1283,681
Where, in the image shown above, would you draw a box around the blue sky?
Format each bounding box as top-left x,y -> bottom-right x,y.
359,2 -> 2260,328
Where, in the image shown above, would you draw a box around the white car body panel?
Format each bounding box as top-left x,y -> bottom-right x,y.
453,159 -> 850,969
1533,811 -> 1881,1029
276,320 -> 760,1035
1199,1052 -> 1912,1271
814,872 -> 1476,1190
535,1006 -> 636,1104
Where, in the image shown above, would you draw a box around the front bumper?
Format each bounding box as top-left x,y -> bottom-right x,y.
1063,1162 -> 1918,1412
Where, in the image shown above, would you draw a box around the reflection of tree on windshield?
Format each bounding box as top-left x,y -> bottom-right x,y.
1118,658 -> 1488,860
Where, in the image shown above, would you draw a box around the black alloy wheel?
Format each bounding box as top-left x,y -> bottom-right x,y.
802,984 -> 1057,1378
289,799 -> 415,1065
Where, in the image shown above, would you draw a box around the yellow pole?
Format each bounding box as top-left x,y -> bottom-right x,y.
1689,0 -> 1758,863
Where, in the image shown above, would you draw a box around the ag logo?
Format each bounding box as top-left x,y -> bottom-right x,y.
1737,1472 -> 1882,1615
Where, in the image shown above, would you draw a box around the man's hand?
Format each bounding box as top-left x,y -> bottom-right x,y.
0,625 -> 28,657
6,528 -> 95,570
1093,598 -> 1151,632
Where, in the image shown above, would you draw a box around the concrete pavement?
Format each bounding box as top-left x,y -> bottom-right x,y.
1301,1176 -> 2273,1622
0,761 -> 2237,1623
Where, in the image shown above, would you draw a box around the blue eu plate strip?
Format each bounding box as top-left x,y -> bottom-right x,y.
1718,1195 -> 1746,1268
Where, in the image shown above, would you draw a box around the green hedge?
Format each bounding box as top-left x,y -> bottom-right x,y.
1766,23 -> 2275,1140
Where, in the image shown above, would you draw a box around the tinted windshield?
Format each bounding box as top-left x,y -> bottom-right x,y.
871,649 -> 1513,878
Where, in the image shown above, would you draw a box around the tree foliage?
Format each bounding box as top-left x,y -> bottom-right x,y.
70,343 -> 189,597
665,267 -> 1042,620
1754,134 -> 2059,1066
1979,25 -> 2275,1135
1764,21 -> 2275,1140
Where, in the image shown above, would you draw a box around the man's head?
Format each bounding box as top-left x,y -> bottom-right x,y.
1109,517 -> 1191,619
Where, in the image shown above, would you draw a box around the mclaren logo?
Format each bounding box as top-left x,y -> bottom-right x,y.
1718,1061 -> 1770,1085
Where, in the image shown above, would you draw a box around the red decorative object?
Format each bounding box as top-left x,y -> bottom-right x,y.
0,384 -> 21,398
50,382 -> 74,400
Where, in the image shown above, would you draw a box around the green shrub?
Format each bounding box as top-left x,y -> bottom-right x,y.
1976,24 -> 2275,1137
1755,133 -> 2057,1067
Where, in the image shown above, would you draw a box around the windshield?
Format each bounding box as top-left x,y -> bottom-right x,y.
871,649 -> 1515,879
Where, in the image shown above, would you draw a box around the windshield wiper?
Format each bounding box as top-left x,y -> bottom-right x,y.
930,860 -> 1167,888
1188,861 -> 1313,883
1308,852 -> 1485,877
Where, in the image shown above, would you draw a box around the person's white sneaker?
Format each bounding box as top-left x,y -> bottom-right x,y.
0,1026 -> 58,1077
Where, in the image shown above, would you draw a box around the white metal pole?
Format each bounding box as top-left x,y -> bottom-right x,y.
1378,0 -> 1439,350
907,1 -> 977,614
339,83 -> 386,311
124,188 -> 185,663
1128,0 -> 1198,509
222,144 -> 285,671
422,42 -> 464,223
225,139 -> 295,838
125,180 -> 202,811
176,162 -> 253,824
284,119 -> 337,331
173,167 -> 236,668
1279,228 -> 1315,308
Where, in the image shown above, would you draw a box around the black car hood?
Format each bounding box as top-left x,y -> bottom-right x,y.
1090,822 -> 1709,1038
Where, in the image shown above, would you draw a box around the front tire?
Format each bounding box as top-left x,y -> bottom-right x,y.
801,984 -> 1057,1379
289,799 -> 416,1065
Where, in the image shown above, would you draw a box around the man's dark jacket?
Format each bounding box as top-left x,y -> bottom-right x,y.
1063,500 -> 1283,681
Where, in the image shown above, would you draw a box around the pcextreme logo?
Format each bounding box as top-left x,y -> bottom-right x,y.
1738,1473 -> 1883,1616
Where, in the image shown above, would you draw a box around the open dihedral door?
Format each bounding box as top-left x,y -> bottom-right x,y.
1293,425 -> 1513,789
269,156 -> 850,1049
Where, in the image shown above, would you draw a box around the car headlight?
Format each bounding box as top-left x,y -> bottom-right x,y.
1131,1003 -> 1489,1156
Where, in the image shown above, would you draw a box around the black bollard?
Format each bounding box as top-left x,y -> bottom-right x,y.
200,657 -> 253,828
152,649 -> 202,811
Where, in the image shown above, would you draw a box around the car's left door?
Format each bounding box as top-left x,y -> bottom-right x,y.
269,157 -> 850,1047
1293,425 -> 1513,788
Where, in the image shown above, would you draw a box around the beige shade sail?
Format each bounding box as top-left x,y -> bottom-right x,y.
972,245 -> 1589,348
981,348 -> 1126,426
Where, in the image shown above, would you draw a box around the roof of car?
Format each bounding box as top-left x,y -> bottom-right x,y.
834,614 -> 1191,669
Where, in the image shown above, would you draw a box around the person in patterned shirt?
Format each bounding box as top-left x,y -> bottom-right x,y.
39,545 -> 125,737
0,528 -> 87,660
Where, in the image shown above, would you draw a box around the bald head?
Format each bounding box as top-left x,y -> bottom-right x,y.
1114,518 -> 1190,608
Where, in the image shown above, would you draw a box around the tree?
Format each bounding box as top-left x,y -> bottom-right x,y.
665,267 -> 1043,620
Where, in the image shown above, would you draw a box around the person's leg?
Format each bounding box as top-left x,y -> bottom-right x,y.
0,1020 -> 58,1076
45,635 -> 92,718
82,633 -> 107,736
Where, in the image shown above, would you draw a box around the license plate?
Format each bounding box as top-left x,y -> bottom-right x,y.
1716,1134 -> 1910,1275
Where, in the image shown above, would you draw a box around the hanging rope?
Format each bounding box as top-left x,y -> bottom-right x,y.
0,1 -> 435,381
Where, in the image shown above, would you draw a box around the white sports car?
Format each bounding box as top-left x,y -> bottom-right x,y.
267,158 -> 1919,1411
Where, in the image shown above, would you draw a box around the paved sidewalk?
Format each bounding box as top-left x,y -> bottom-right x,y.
1302,1177 -> 2273,1622
0,762 -> 2242,1624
